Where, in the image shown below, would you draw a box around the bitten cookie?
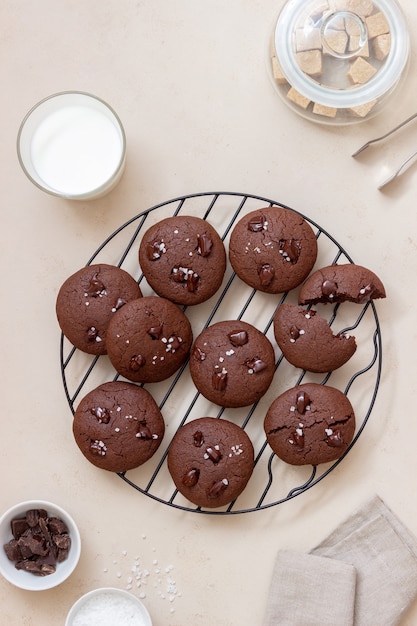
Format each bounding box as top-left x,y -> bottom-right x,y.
56,263 -> 142,355
73,381 -> 165,472
167,417 -> 254,508
138,215 -> 226,305
189,320 -> 275,408
298,263 -> 386,305
228,206 -> 318,293
273,303 -> 357,372
106,296 -> 193,383
264,383 -> 356,466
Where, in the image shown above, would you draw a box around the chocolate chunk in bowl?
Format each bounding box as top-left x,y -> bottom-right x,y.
0,500 -> 81,590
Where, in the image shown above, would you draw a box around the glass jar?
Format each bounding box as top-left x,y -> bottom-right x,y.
269,0 -> 410,125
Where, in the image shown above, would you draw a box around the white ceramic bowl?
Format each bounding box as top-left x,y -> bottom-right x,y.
65,588 -> 153,626
0,500 -> 81,591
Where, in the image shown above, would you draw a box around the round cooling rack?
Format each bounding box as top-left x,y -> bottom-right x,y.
60,191 -> 383,515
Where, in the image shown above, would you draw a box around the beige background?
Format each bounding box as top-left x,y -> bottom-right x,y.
1,1 -> 417,624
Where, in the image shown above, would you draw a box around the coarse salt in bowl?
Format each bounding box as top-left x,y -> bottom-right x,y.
65,588 -> 153,626
0,500 -> 81,591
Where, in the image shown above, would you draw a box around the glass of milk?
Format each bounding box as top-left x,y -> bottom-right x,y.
17,91 -> 126,200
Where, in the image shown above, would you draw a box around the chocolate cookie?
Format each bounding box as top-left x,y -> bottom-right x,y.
228,206 -> 318,293
138,215 -> 226,305
56,263 -> 142,355
273,303 -> 357,373
264,383 -> 356,466
298,263 -> 386,305
167,417 -> 254,508
72,381 -> 165,472
106,295 -> 193,383
189,320 -> 275,408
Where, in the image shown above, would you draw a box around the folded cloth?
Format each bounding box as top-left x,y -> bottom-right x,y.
311,495 -> 417,626
263,551 -> 356,626
263,496 -> 417,626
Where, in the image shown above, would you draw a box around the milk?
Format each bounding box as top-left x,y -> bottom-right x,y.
31,105 -> 122,195
18,92 -> 126,200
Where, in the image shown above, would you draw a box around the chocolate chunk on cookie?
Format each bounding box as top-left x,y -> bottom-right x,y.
106,295 -> 193,383
228,207 -> 318,293
73,381 -> 165,472
264,383 -> 356,466
167,417 -> 254,508
138,215 -> 226,305
189,320 -> 275,408
56,263 -> 142,355
273,303 -> 357,372
298,263 -> 386,305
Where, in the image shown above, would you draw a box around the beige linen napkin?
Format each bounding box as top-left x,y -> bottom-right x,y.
263,495 -> 417,626
312,495 -> 417,626
263,550 -> 356,626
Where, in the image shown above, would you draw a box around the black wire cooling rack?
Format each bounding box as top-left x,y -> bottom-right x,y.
60,191 -> 382,515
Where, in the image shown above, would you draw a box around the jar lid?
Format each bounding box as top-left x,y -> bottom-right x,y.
274,0 -> 409,110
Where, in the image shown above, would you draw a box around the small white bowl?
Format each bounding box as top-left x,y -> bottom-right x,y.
0,500 -> 81,591
65,588 -> 153,626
